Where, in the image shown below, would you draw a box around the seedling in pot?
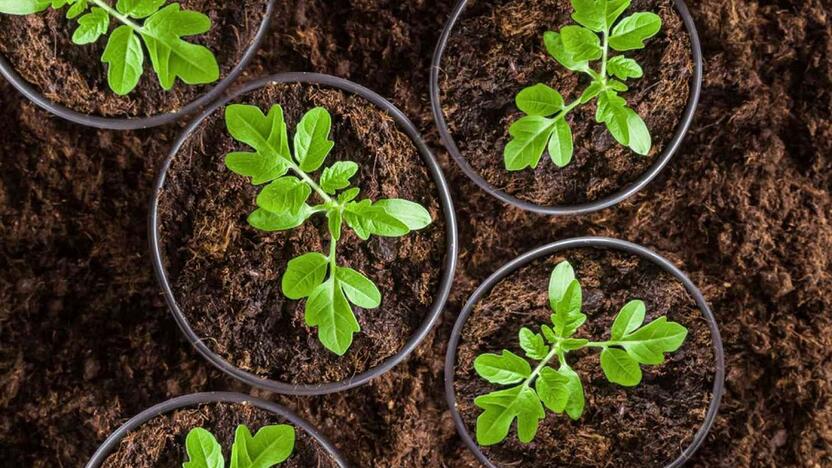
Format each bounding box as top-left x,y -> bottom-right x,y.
473,260 -> 687,445
224,104 -> 433,356
184,423 -> 295,467
0,0 -> 219,95
504,0 -> 662,171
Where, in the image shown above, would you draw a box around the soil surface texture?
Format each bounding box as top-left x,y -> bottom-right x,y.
157,82 -> 446,385
1,0 -> 830,467
454,248 -> 714,466
102,402 -> 336,467
0,0 -> 268,118
439,0 -> 692,206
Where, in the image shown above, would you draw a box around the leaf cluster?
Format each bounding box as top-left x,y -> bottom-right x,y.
504,0 -> 662,171
472,260 -> 688,445
224,103 -> 432,356
0,0 -> 219,95
184,424 -> 295,468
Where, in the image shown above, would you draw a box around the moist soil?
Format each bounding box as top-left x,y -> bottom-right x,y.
157,82 -> 446,385
0,0 -> 268,118
102,402 -> 337,467
439,0 -> 692,206
454,248 -> 714,467
1,0 -> 831,467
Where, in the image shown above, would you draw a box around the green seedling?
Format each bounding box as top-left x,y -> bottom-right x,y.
224,103 -> 433,356
504,0 -> 662,170
0,0 -> 219,95
183,424 -> 295,468
473,260 -> 687,445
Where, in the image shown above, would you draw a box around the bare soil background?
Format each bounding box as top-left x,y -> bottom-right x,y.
0,0 -> 830,466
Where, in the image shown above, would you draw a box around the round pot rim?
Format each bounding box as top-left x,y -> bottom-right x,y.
444,236 -> 725,468
429,0 -> 703,216
0,0 -> 275,130
84,391 -> 349,467
149,72 -> 459,396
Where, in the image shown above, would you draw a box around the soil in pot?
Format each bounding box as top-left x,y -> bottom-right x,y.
438,0 -> 693,206
157,82 -> 446,385
454,248 -> 715,466
101,402 -> 337,467
0,0 -> 269,118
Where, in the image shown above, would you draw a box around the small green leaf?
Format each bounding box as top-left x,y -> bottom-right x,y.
609,12 -> 662,51
256,176 -> 311,216
626,108 -> 651,155
560,25 -> 602,62
580,80 -> 604,104
230,424 -> 295,468
543,31 -> 588,72
503,115 -> 555,171
605,0 -> 632,28
474,350 -> 531,384
0,0 -> 51,14
607,55 -> 643,80
474,385 -> 544,445
293,107 -> 335,172
540,324 -> 557,344
72,7 -> 109,45
281,252 -> 329,300
183,427 -> 224,468
570,0 -> 605,32
327,207 -> 342,241
374,199 -> 432,230
320,161 -> 358,194
548,260 -> 575,308
66,0 -> 87,19
337,187 -> 360,203
600,347 -> 642,386
607,79 -> 628,92
518,327 -> 549,360
101,25 -> 144,95
225,104 -> 290,159
552,280 -> 586,337
516,84 -> 564,116
561,338 -> 589,351
548,118 -> 573,168
344,200 -> 410,240
596,91 -> 630,145
618,316 -> 688,365
336,266 -> 381,309
559,366 -> 585,419
224,151 -> 289,185
535,366 -> 570,412
306,278 -> 359,356
247,206 -> 313,232
611,299 -> 645,340
116,0 -> 164,18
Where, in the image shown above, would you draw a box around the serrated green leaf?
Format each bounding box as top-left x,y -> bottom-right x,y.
319,161 -> 358,194
552,280 -> 585,337
570,0 -> 605,32
558,366 -> 585,419
540,324 -> 557,343
306,278 -> 359,355
474,385 -> 544,445
560,25 -> 602,62
618,316 -> 688,365
336,266 -> 381,309
66,0 -> 87,19
281,252 -> 328,300
224,151 -> 289,185
0,0 -> 51,14
101,25 -> 143,95
116,0 -> 164,18
230,424 -> 295,468
516,84 -> 564,116
548,118 -> 573,167
344,200 -> 410,240
256,176 -> 311,216
337,187 -> 360,203
503,115 -> 555,171
535,366 -> 570,412
548,261 -> 575,308
474,350 -> 531,384
374,199 -> 432,230
607,55 -> 643,80
183,427 -> 224,468
225,104 -> 290,160
611,299 -> 645,340
600,347 -> 642,386
247,206 -> 313,232
72,7 -> 108,45
609,12 -> 662,51
518,327 -> 549,360
293,107 -> 335,172
626,108 -> 651,155
543,31 -> 588,72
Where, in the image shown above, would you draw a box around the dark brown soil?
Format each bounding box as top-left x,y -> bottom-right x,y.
157,82 -> 446,385
1,0 -> 831,467
102,402 -> 336,467
454,248 -> 714,466
0,0 -> 268,118
439,0 -> 692,206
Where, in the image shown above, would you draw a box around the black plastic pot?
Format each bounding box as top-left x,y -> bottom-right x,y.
0,0 -> 275,130
430,0 -> 703,216
84,391 -> 349,467
150,72 -> 459,396
445,236 -> 725,467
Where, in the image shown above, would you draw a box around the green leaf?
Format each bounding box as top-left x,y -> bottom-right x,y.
66,0 -> 87,19
617,316 -> 688,365
542,31 -> 588,72
503,115 -> 555,171
374,199 -> 432,230
607,79 -> 628,92
326,207 -> 342,241
336,266 -> 381,309
101,25 -> 144,95
293,107 -> 335,172
611,299 -> 645,340
548,118 -> 573,168
551,280 -> 586,337
515,84 -> 564,116
540,324 -> 557,344
596,91 -> 630,145
570,0 -> 605,32
535,366 -> 570,412
343,200 -> 409,240
281,252 -> 328,300
71,7 -> 108,45
116,0 -> 164,18
518,327 -> 549,360
256,176 -> 311,216
605,0 -> 631,28
580,80 -> 604,104
548,261 -> 575,308
319,161 -> 358,194
337,187 -> 360,203
560,25 -> 602,62
224,151 -> 289,185
607,55 -> 643,80
474,350 -> 531,384
609,12 -> 662,51
183,427 -> 224,468
474,385 -> 544,445
247,206 -> 313,232
225,104 -> 290,159
626,108 -> 651,155
0,0 -> 51,14
600,347 -> 642,386
561,338 -> 589,350
230,424 -> 295,468
558,366 -> 585,419
141,4 -> 219,90
306,278 -> 359,356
